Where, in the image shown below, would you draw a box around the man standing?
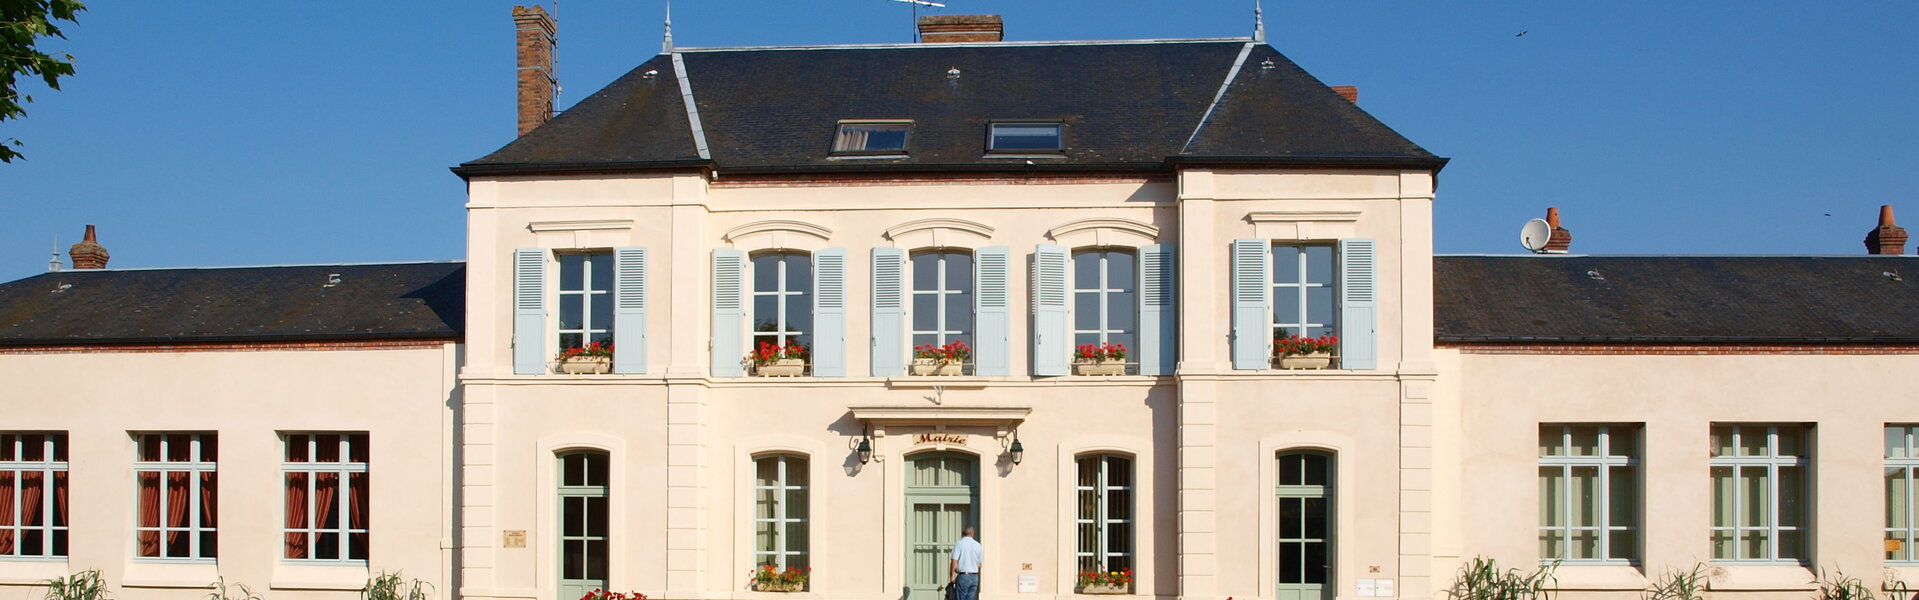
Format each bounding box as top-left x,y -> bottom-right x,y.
949,526 -> 983,600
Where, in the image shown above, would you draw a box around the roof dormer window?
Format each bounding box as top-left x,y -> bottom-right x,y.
988,122 -> 1063,152
833,121 -> 911,154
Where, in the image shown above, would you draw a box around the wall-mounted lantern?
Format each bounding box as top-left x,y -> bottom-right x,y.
857,422 -> 874,465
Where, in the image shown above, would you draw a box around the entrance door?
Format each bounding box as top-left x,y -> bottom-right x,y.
559,451 -> 610,599
906,452 -> 978,600
1277,451 -> 1333,600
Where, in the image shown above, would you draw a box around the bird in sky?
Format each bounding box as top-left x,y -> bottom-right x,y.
1516,30 -> 1528,37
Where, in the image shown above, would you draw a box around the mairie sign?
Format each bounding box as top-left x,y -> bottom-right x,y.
914,433 -> 967,446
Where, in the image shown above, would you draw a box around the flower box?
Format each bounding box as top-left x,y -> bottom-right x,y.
756,358 -> 807,377
1074,359 -> 1126,376
558,356 -> 612,374
911,358 -> 963,376
752,581 -> 806,593
1078,583 -> 1130,595
1275,352 -> 1332,370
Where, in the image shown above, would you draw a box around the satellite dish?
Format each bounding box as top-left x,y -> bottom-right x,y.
1519,218 -> 1552,253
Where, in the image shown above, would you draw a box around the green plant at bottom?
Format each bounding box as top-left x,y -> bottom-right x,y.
1815,568 -> 1874,600
1644,563 -> 1710,600
42,569 -> 111,600
1448,556 -> 1559,600
363,571 -> 434,600
204,577 -> 263,600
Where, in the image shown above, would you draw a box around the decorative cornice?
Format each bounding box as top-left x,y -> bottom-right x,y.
1046,218 -> 1161,241
1246,210 -> 1362,223
528,219 -> 634,232
884,218 -> 996,240
721,219 -> 834,243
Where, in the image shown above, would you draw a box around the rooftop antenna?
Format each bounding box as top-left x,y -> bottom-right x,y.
662,0 -> 674,53
46,235 -> 63,272
1253,0 -> 1266,43
889,0 -> 947,42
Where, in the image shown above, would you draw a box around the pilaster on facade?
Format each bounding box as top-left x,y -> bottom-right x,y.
1398,380 -> 1436,600
1176,379 -> 1219,599
459,384 -> 501,597
665,383 -> 712,593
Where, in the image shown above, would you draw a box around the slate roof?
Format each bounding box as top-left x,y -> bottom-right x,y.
0,262 -> 465,347
1435,256 -> 1919,343
457,39 -> 1443,176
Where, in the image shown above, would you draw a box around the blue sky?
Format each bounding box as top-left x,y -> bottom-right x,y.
4,1 -> 1916,281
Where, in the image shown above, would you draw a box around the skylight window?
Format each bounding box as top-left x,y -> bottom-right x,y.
833,122 -> 911,154
988,123 -> 1063,152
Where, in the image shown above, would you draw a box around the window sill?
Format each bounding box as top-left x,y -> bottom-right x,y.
1546,564 -> 1645,591
0,558 -> 69,585
271,562 -> 370,591
1883,565 -> 1919,589
123,560 -> 219,589
1706,564 -> 1816,591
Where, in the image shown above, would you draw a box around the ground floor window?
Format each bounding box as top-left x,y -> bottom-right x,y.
0,433 -> 67,558
754,454 -> 809,570
136,433 -> 217,560
558,450 -> 609,598
1888,425 -> 1919,562
1538,424 -> 1639,562
283,433 -> 369,561
1710,424 -> 1808,562
1277,451 -> 1333,598
1075,454 -> 1133,575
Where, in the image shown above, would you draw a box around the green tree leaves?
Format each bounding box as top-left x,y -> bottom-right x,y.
2,0 -> 86,162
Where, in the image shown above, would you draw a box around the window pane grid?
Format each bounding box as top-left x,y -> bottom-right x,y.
1270,245 -> 1337,342
282,433 -> 369,563
1888,426 -> 1919,562
911,251 -> 974,349
134,433 -> 216,561
557,252 -> 614,349
1709,425 -> 1808,563
559,451 -> 611,585
752,254 -> 812,349
0,433 -> 67,559
754,455 -> 809,570
1071,249 -> 1137,374
1538,425 -> 1638,563
1075,456 -> 1133,575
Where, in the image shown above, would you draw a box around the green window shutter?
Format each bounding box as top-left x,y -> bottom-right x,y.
513,248 -> 548,375
711,249 -> 746,377
871,247 -> 907,376
1231,239 -> 1271,370
974,246 -> 1012,376
812,248 -> 848,377
1032,244 -> 1070,376
1337,238 -> 1378,370
612,247 -> 649,374
1138,244 -> 1176,376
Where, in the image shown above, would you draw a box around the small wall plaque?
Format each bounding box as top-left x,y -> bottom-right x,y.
503,530 -> 527,548
1017,575 -> 1038,593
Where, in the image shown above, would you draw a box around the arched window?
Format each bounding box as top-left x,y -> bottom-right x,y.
1075,454 -> 1133,576
558,450 -> 610,599
752,253 -> 813,350
1072,248 -> 1138,353
754,455 -> 810,571
911,250 -> 975,350
1276,451 -> 1333,599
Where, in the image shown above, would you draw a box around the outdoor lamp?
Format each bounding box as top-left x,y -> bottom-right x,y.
1009,432 -> 1025,465
857,424 -> 874,464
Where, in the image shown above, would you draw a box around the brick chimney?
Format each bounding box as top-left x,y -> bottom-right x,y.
1866,205 -> 1908,255
1331,86 -> 1359,104
1544,207 -> 1573,253
514,5 -> 557,136
917,15 -> 1003,43
69,225 -> 109,269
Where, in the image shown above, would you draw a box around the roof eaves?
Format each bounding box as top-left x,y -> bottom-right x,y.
451,159 -> 714,179
0,330 -> 464,348
678,37 -> 1254,53
1168,155 -> 1450,171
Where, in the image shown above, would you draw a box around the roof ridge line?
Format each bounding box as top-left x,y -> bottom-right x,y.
1181,42 -> 1256,153
670,52 -> 712,160
678,37 -> 1253,53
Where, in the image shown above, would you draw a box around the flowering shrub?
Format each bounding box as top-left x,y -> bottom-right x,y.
1077,566 -> 1133,588
1273,334 -> 1338,357
1074,342 -> 1127,362
913,340 -> 971,364
557,342 -> 614,362
746,341 -> 807,366
579,590 -> 647,600
748,564 -> 811,588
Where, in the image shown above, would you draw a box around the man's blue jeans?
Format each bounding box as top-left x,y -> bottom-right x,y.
954,572 -> 980,600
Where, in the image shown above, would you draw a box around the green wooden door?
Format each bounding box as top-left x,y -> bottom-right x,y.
1277,451 -> 1333,600
906,452 -> 978,600
559,451 -> 610,599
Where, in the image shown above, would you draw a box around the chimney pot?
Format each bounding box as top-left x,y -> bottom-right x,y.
69,224 -> 110,269
1544,207 -> 1573,253
917,15 -> 1003,43
514,5 -> 557,137
1331,85 -> 1358,104
1866,205 -> 1908,255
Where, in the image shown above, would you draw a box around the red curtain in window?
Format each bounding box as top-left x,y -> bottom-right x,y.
315,472 -> 338,552
285,473 -> 308,558
349,471 -> 368,531
200,471 -> 217,532
54,471 -> 66,528
18,472 -> 40,552
0,471 -> 14,554
165,471 -> 188,549
137,471 -> 159,556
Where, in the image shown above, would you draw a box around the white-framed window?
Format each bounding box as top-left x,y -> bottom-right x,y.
135,433 -> 217,560
558,251 -> 615,351
1538,424 -> 1639,563
0,433 -> 67,559
753,454 -> 809,571
833,121 -> 911,153
1271,244 -> 1336,341
558,450 -> 610,595
1710,424 -> 1809,563
1075,454 -> 1133,575
911,249 -> 975,352
1886,425 -> 1919,562
283,433 -> 369,562
988,122 -> 1063,152
752,252 -> 813,350
1072,248 -> 1138,367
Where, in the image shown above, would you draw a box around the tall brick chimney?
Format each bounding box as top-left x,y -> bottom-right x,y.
1544,207 -> 1573,253
69,225 -> 109,269
1866,205 -> 1908,255
514,5 -> 557,136
917,15 -> 1003,43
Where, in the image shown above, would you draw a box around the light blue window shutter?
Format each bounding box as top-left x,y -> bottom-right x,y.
1138,244 -> 1176,376
513,248 -> 549,375
1032,244 -> 1070,376
612,247 -> 649,374
871,247 -> 907,376
812,248 -> 847,377
973,246 -> 1012,376
1338,238 -> 1378,370
1231,239 -> 1271,370
711,249 -> 746,377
